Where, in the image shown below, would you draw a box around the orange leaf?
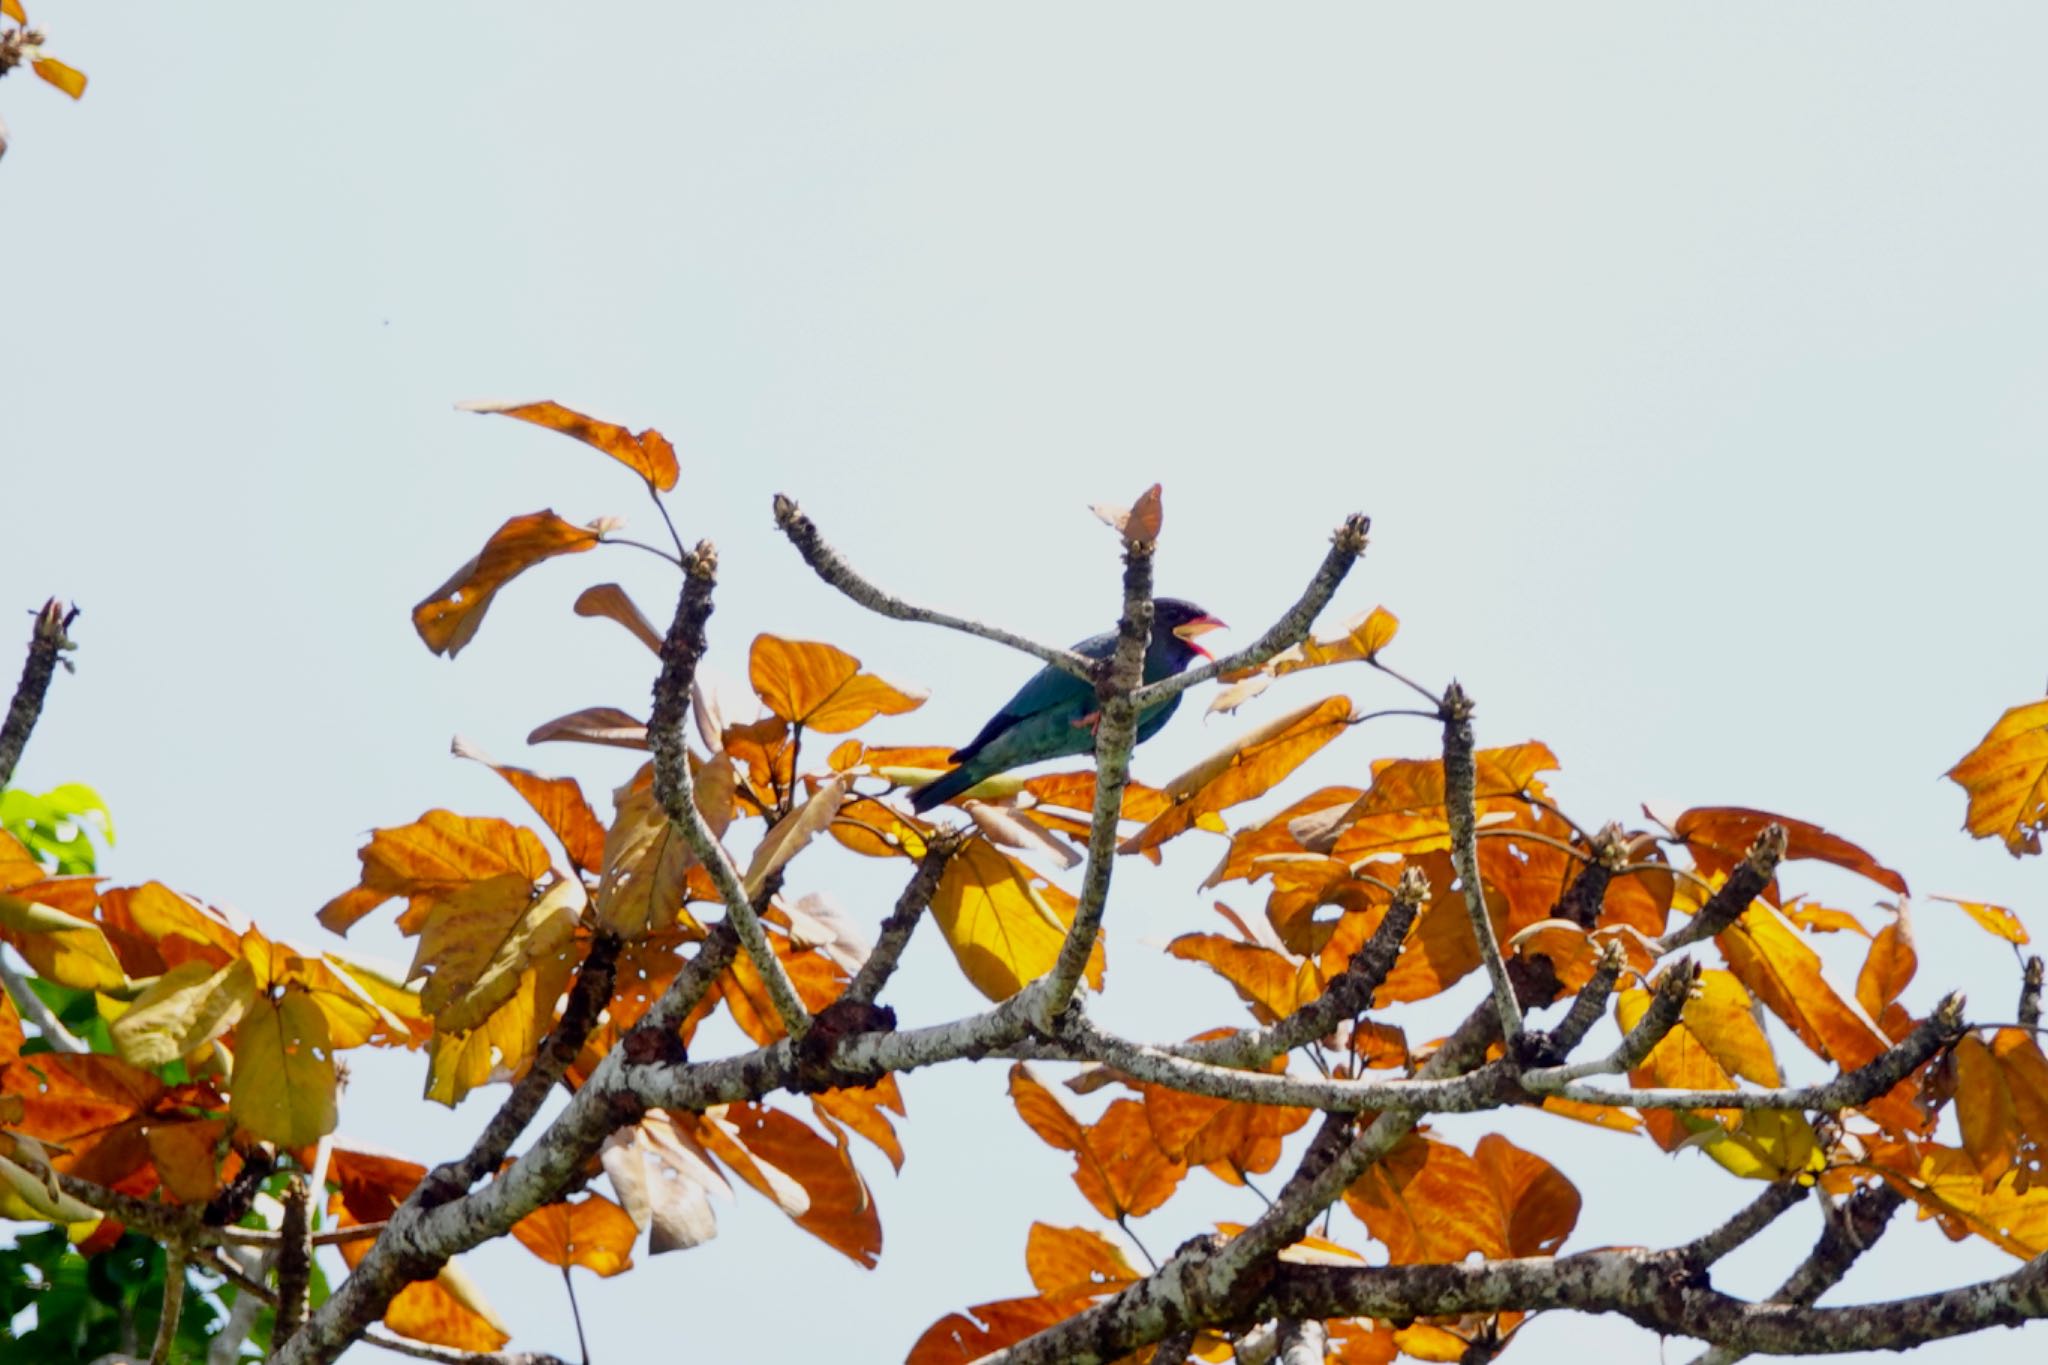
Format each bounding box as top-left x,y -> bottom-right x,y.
510,1192 -> 639,1277
1674,805 -> 1907,896
573,583 -> 664,653
1201,785 -> 1362,889
908,1297 -> 1075,1365
1682,970 -> 1782,1088
526,705 -> 650,751
1345,1131 -> 1576,1264
1931,895 -> 2031,946
412,511 -> 605,658
748,634 -> 925,734
1947,697 -> 2048,856
1316,743 -> 1561,861
1720,905 -> 1890,1072
1212,608 -> 1400,712
1165,934 -> 1304,1022
2,2 -> 27,27
695,1103 -> 882,1266
1008,1064 -> 1186,1219
32,56 -> 86,99
1122,697 -> 1354,854
451,739 -> 608,874
1142,1074 -> 1311,1179
1856,916 -> 1918,1022
459,399 -> 679,491
1023,1223 -> 1139,1301
811,1077 -> 907,1172
320,810 -> 550,936
1876,1143 -> 2048,1257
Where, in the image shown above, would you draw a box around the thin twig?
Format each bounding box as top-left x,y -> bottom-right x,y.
561,1266 -> 590,1365
151,1241 -> 187,1365
0,950 -> 88,1052
599,535 -> 684,568
649,542 -> 810,1038
1441,681 -> 1523,1043
843,840 -> 958,1007
363,1330 -> 574,1365
1131,513 -> 1371,709
646,485 -> 686,560
1678,1182 -> 1811,1271
772,494 -> 1093,679
1654,826 -> 1787,954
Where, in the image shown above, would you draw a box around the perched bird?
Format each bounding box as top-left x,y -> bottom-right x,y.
910,598 -> 1226,813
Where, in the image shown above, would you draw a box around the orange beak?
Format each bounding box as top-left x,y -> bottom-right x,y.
1172,614 -> 1227,660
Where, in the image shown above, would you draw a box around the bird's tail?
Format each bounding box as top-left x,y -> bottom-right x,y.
909,762 -> 983,814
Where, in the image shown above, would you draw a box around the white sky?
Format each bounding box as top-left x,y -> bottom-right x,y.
6,3 -> 2048,1361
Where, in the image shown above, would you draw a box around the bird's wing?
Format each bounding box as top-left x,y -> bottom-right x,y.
947,637 -> 1110,765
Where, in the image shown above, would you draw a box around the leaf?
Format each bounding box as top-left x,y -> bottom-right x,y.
1091,483 -> 1163,544
1345,1131 -> 1577,1265
526,705 -> 650,751
0,894 -> 127,991
320,810 -> 552,936
451,739 -> 609,874
1617,985 -> 1740,1151
600,1111 -> 729,1253
424,945 -> 575,1106
510,1192 -> 638,1277
1024,1224 -> 1139,1301
1213,608 -> 1401,712
1931,895 -> 2030,946
2,2 -> 27,27
1856,915 -> 1918,1023
811,1077 -> 907,1172
1875,1143 -> 2048,1257
410,877 -> 580,1031
595,765 -> 723,940
1681,970 -> 1782,1088
1121,697 -> 1355,854
1316,743 -> 1562,860
1165,935 -> 1305,1022
412,511 -> 606,658
1008,1064 -> 1186,1219
748,635 -> 927,734
1719,905 -> 1891,1072
928,838 -> 1104,1001
1952,1029 -> 2048,1190
1947,698 -> 2048,856
908,1297 -> 1076,1365
1141,1071 -> 1311,1179
459,399 -> 679,491
32,57 -> 86,100
329,1145 -> 511,1348
573,583 -> 665,653
743,775 -> 850,897
109,957 -> 257,1068
229,988 -> 338,1148
695,1103 -> 882,1266
1673,805 -> 1907,896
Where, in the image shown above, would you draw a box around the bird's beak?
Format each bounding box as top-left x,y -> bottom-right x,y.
1172,614 -> 1227,660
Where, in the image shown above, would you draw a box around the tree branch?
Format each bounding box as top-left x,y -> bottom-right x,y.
771,494 -> 1093,679
363,1330 -> 575,1365
0,597 -> 75,790
2021,955 -> 2043,1029
1677,1182 -> 1810,1272
1655,826 -> 1787,954
1026,536 -> 1153,1025
1441,682 -> 1523,1044
650,541 -> 810,1039
0,949 -> 87,1053
1129,513 -> 1371,709
1166,865 -> 1426,1070
841,839 -> 957,1009
1690,1182 -> 1907,1365
150,1241 -> 186,1365
274,1174 -> 313,1347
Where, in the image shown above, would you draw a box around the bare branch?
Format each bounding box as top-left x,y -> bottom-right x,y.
275,1175 -> 314,1347
1541,942 -> 1626,1058
1655,826 -> 1787,954
1027,536 -> 1153,1024
772,494 -> 1093,679
1677,1182 -> 1810,1272
1275,1317 -> 1327,1365
1168,865 -> 1426,1070
1441,681 -> 1523,1043
1521,962 -> 1696,1087
363,1330 -> 575,1365
649,541 -> 810,1039
2022,955 -> 2043,1029
1130,513 -> 1371,708
842,838 -> 958,1008
150,1241 -> 186,1365
1691,1182 -> 1907,1365
0,597 -> 76,790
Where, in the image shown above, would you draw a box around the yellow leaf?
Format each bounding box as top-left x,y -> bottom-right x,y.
1693,1108 -> 1824,1182
411,878 -> 580,1032
1947,697 -> 2048,856
412,511 -> 605,658
321,810 -> 552,936
748,634 -> 926,734
0,895 -> 127,992
109,958 -> 257,1068
32,57 -> 86,100
928,838 -> 1103,1000
230,989 -> 338,1148
1931,895 -> 2031,946
1122,697 -> 1354,854
2,2 -> 27,27
1682,969 -> 1782,1088
425,948 -> 575,1106
1024,1223 -> 1139,1301
459,399 -> 679,491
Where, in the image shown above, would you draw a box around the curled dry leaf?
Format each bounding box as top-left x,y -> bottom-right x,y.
574,583 -> 665,654
413,510 -> 606,658
459,399 -> 679,491
1090,482 -> 1163,545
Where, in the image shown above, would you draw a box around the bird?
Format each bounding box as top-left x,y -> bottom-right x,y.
910,598 -> 1226,813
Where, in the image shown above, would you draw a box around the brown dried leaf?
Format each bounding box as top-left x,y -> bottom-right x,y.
413,511 -> 605,658
459,399 -> 679,491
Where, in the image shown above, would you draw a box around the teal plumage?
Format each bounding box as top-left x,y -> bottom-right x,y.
910,599 -> 1224,812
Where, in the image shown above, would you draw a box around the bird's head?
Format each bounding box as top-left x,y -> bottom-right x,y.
1154,598 -> 1227,660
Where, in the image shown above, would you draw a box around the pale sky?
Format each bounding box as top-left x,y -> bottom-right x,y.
7,3 -> 2048,1361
